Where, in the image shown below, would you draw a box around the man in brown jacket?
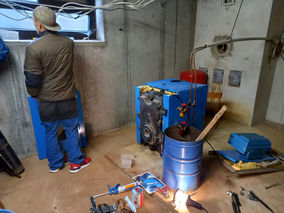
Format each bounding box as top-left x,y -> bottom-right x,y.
24,6 -> 91,173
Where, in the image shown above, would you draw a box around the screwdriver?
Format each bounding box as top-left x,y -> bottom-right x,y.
92,182 -> 139,198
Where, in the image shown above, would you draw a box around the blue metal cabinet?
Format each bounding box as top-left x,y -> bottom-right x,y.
28,90 -> 87,160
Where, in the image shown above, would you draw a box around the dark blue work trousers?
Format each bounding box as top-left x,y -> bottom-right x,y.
42,116 -> 85,170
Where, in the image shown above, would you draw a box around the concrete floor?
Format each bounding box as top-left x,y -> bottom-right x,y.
0,118 -> 284,213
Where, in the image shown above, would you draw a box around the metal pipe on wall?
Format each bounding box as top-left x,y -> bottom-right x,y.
205,37 -> 271,48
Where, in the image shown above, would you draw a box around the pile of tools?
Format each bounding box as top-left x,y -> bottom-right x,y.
89,172 -> 168,213
227,186 -> 275,213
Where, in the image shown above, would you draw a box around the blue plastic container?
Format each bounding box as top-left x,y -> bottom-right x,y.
228,133 -> 271,159
162,126 -> 203,191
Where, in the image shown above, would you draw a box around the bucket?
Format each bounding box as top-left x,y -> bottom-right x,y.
162,126 -> 203,191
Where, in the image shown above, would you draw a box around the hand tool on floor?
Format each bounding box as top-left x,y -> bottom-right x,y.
239,186 -> 246,196
92,182 -> 139,199
195,105 -> 227,141
226,191 -> 241,213
247,190 -> 273,213
90,197 -> 117,213
265,182 -> 281,190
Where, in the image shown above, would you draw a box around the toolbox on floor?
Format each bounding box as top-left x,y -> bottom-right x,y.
228,133 -> 271,159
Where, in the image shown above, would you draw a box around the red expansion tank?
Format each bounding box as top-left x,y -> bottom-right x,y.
180,70 -> 207,84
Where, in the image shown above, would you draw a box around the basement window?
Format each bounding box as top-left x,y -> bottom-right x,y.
0,0 -> 102,41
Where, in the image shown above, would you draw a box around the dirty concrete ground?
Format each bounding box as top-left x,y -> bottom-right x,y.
0,118 -> 284,213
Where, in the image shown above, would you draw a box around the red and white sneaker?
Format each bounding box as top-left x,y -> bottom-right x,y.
69,157 -> 91,173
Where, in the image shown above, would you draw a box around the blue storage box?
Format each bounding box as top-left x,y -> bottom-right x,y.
228,133 -> 271,159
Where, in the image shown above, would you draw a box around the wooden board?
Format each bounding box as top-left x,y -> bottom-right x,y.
105,144 -> 164,179
221,159 -> 284,174
105,143 -> 179,212
209,151 -> 284,175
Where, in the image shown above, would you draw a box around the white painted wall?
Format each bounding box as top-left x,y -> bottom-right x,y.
252,0 -> 284,125
267,58 -> 284,124
194,0 -> 273,125
264,0 -> 284,125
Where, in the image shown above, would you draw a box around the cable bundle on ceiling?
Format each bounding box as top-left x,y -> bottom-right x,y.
0,0 -> 156,21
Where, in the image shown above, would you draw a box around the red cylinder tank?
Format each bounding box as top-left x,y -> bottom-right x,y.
180,70 -> 207,84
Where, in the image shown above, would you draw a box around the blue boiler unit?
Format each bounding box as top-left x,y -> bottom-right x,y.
135,79 -> 208,151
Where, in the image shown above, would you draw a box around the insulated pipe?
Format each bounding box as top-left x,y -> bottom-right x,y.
205,37 -> 271,48
187,37 -> 271,126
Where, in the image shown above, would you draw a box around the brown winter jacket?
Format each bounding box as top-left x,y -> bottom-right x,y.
24,31 -> 75,101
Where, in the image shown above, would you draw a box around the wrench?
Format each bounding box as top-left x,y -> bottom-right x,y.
247,191 -> 273,213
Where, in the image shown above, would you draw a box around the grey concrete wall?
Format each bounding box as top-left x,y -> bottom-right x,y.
194,0 -> 273,125
127,0 -> 196,120
253,0 -> 284,125
0,43 -> 36,159
267,58 -> 284,124
0,0 -> 196,158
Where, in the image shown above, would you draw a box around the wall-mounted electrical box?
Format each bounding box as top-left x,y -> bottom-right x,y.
213,69 -> 224,84
229,70 -> 242,87
199,67 -> 208,74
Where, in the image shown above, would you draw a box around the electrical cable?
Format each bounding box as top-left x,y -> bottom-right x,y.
229,0 -> 244,38
0,11 -> 29,20
204,138 -> 217,153
204,138 -> 227,167
0,0 -> 33,19
0,0 -> 156,21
